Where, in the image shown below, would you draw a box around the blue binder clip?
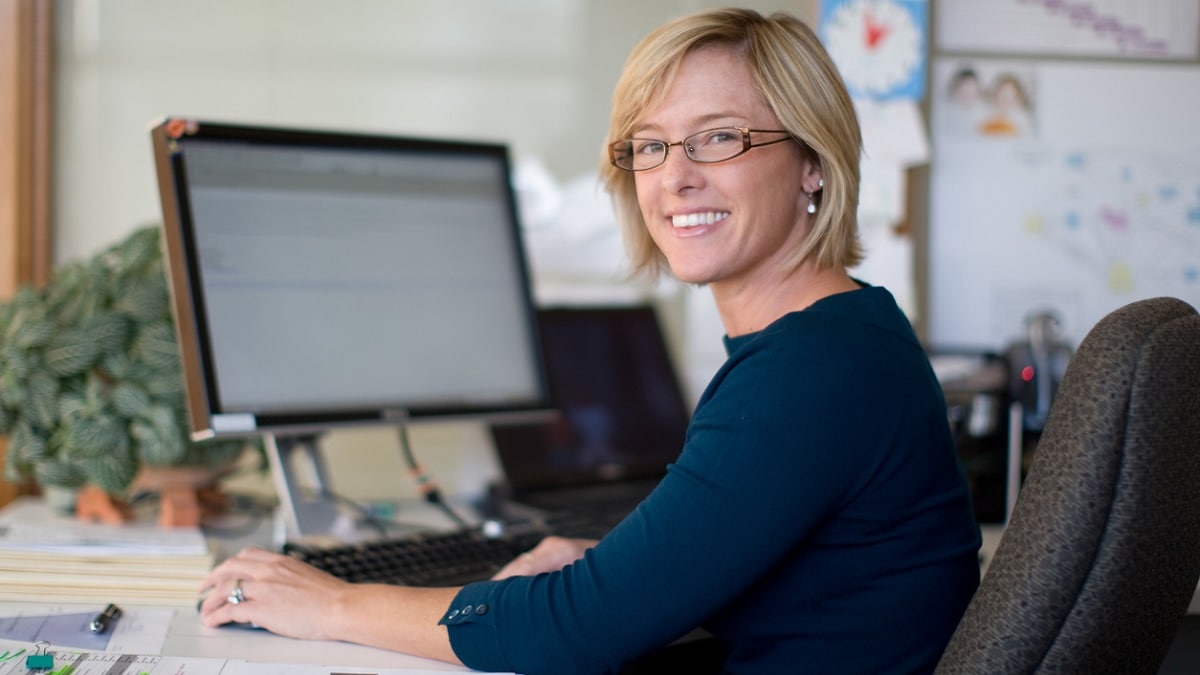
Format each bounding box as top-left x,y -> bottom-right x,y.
26,640 -> 53,670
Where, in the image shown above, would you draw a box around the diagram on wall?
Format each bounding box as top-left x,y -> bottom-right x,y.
928,58 -> 1200,349
1024,148 -> 1200,298
936,0 -> 1200,60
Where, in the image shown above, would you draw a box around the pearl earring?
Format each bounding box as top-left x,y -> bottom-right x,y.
806,178 -> 824,214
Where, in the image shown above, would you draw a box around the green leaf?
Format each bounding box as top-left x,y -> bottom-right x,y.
111,382 -> 152,418
80,313 -> 131,356
0,368 -> 23,408
33,459 -> 86,489
56,389 -> 88,422
99,351 -> 135,380
115,225 -> 161,275
8,421 -> 48,463
143,372 -> 184,398
63,412 -> 126,459
80,454 -> 140,494
1,287 -> 47,344
114,282 -> 169,323
131,321 -> 180,371
0,344 -> 32,379
9,315 -> 56,350
27,370 -> 60,430
43,329 -> 99,378
131,404 -> 185,466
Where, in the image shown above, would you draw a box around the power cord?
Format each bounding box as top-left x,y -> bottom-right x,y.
396,424 -> 471,529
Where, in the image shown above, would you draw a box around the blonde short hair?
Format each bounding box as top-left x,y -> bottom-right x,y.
600,8 -> 863,279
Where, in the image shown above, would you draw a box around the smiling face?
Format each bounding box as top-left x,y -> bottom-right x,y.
632,45 -> 823,293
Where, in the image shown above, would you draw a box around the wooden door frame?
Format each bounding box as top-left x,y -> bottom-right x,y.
1,0 -> 55,504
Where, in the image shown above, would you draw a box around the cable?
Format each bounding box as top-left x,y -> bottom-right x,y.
396,424 -> 471,529
299,486 -> 451,537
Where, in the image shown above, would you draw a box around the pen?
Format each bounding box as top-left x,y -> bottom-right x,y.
90,603 -> 122,634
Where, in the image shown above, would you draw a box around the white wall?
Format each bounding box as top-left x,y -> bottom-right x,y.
54,0 -> 813,265
53,0 -> 816,503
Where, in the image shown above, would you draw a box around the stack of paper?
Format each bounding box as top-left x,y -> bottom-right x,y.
0,497 -> 213,605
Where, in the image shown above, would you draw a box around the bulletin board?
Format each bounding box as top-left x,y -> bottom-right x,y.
925,2 -> 1200,350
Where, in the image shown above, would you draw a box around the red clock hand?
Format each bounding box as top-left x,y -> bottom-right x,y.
864,12 -> 889,49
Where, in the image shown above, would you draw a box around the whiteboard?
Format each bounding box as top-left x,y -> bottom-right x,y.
928,58 -> 1200,349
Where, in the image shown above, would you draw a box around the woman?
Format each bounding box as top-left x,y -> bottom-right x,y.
198,8 -> 981,674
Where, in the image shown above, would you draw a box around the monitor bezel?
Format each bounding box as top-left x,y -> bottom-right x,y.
149,117 -> 551,440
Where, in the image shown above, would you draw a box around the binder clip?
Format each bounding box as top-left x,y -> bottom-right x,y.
26,641 -> 53,670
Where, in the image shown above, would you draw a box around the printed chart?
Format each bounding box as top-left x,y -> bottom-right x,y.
0,645 -> 470,675
0,650 -> 166,675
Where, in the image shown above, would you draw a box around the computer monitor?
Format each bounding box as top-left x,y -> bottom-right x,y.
149,117 -> 550,537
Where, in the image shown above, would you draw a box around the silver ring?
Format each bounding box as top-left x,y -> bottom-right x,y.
227,578 -> 245,605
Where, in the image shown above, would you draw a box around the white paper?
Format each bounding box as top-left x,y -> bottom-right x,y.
0,499 -> 207,556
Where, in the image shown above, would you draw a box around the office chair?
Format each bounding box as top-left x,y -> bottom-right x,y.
936,296 -> 1200,674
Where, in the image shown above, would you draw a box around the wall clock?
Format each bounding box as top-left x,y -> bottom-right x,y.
820,0 -> 927,100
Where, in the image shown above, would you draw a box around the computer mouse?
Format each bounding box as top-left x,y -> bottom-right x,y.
196,594 -> 264,630
219,620 -> 265,631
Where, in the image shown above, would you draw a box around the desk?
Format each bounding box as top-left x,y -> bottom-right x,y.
165,604 -> 473,672
1,505 -> 1195,673
0,600 -> 479,673
0,496 -> 493,673
170,502 -> 492,671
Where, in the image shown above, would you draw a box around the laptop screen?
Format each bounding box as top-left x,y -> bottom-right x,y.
490,305 -> 692,491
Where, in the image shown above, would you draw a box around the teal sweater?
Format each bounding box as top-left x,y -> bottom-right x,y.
443,286 -> 981,674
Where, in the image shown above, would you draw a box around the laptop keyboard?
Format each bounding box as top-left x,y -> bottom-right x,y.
284,528 -> 547,587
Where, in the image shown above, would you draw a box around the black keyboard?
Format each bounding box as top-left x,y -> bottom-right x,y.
284,528 -> 546,587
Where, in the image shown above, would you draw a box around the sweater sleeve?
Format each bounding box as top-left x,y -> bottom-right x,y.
442,314 -> 923,674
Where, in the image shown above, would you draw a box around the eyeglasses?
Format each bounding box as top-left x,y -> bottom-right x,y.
609,126 -> 794,172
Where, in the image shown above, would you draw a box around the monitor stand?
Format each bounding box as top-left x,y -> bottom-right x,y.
264,433 -> 340,540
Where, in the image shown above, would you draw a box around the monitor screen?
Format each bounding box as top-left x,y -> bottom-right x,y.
149,118 -> 550,441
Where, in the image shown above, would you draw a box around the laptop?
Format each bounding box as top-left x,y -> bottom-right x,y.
488,304 -> 692,537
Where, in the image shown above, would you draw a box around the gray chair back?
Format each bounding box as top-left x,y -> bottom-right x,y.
936,296 -> 1200,674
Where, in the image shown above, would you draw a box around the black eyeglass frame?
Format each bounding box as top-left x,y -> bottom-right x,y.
608,126 -> 795,172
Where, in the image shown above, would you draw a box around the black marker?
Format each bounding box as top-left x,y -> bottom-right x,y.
90,603 -> 122,633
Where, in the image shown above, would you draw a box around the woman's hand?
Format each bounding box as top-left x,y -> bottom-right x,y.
197,547 -> 354,641
491,536 -> 598,579
198,547 -> 462,663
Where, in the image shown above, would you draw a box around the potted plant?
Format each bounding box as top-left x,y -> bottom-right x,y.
0,224 -> 250,525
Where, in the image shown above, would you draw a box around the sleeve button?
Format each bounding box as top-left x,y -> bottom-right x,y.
475,604 -> 489,615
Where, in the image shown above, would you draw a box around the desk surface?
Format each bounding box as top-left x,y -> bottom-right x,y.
2,505 -> 1196,673
163,604 -> 476,672
0,599 -> 482,673
0,497 -> 488,673
170,501 -> 489,671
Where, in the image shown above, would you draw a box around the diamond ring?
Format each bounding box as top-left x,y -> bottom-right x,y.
227,578 -> 246,605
